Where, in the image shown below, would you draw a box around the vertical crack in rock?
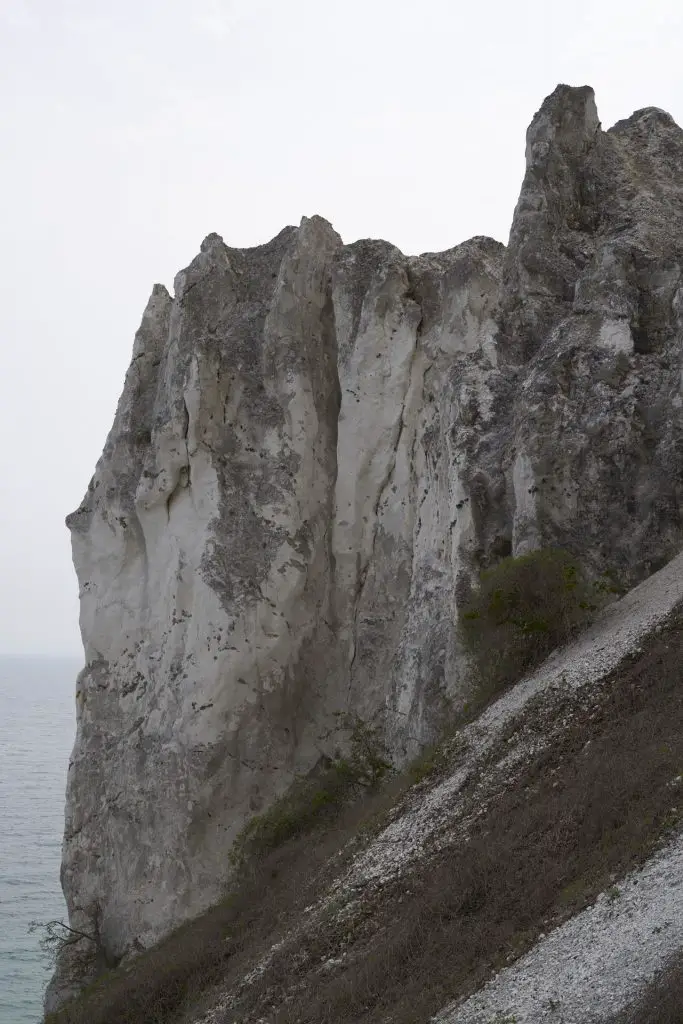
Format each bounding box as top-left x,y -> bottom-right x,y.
347,280 -> 424,694
164,398 -> 191,523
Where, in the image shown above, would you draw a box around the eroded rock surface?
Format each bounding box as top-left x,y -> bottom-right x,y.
50,84 -> 683,1007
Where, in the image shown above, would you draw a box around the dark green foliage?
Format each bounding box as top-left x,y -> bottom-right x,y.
230,715 -> 392,869
406,744 -> 449,785
459,548 -> 611,703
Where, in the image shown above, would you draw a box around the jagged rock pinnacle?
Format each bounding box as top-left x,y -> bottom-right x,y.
47,84 -> 683,1010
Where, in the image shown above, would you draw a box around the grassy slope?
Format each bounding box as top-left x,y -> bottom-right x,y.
47,609 -> 683,1024
610,955 -> 683,1024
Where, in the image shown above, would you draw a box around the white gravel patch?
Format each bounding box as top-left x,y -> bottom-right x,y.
338,766 -> 470,886
433,829 -> 683,1024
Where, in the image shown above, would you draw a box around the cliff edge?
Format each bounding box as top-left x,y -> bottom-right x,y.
48,84 -> 683,1009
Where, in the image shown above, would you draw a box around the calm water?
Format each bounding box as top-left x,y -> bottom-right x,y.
0,657 -> 78,1024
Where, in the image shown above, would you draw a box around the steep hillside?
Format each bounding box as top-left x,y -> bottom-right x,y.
48,550 -> 683,1023
49,82 -> 683,1011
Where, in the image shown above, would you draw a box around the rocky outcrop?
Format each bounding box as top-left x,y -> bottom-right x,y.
51,84 -> 683,1006
500,86 -> 683,580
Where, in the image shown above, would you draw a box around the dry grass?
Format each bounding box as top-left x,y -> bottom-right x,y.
612,955 -> 683,1023
45,765 -> 413,1024
243,611 -> 683,1023
48,611 -> 683,1024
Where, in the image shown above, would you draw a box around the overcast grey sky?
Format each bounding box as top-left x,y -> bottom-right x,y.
1,0 -> 682,655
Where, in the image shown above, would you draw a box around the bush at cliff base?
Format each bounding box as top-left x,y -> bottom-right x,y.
229,715 -> 392,870
459,547 -> 615,702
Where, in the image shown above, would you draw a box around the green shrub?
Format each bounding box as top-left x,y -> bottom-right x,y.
405,731 -> 468,786
406,744 -> 449,786
230,715 -> 392,869
459,548 -> 610,704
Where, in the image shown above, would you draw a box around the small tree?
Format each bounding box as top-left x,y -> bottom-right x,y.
29,919 -> 100,970
341,713 -> 393,790
29,904 -> 114,999
459,548 -> 610,702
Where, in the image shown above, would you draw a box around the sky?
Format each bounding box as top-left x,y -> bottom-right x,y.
1,0 -> 682,656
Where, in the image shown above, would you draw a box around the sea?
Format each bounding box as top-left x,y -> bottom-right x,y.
0,657 -> 79,1024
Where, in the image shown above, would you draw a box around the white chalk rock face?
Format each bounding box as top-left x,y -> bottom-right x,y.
51,86 -> 683,1007
55,218 -> 349,1002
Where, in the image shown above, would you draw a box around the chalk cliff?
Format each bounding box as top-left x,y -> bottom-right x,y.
51,84 -> 683,1005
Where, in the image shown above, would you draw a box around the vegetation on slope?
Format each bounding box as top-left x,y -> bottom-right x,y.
229,715 -> 392,870
611,954 -> 683,1024
459,547 -> 617,702
263,612 -> 683,1024
45,555 -> 682,1024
